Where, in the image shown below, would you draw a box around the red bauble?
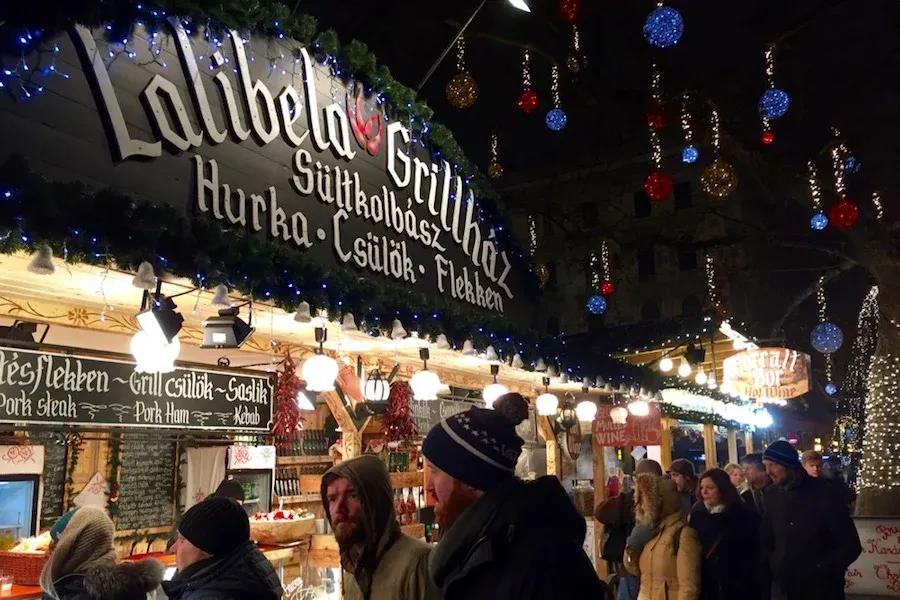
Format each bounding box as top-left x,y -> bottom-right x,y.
646,105 -> 666,129
517,89 -> 539,113
761,131 -> 775,144
601,280 -> 615,296
559,0 -> 581,22
644,170 -> 673,201
828,198 -> 860,230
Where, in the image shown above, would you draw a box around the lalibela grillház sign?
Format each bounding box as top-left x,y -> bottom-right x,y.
0,347 -> 273,431
0,22 -> 525,315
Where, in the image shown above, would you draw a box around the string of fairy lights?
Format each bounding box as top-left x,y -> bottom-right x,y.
808,161 -> 827,229
859,353 -> 900,491
872,191 -> 884,221
705,253 -> 722,314
816,275 -> 834,385
836,286 -> 878,458
680,93 -> 698,164
528,215 -> 537,256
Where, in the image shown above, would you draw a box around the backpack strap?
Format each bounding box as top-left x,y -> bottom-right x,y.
672,523 -> 685,556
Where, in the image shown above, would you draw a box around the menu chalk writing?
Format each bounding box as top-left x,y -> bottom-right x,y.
116,439 -> 176,531
35,432 -> 68,523
0,346 -> 274,431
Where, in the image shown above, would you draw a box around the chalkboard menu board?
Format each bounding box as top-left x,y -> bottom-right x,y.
409,398 -> 538,443
0,346 -> 274,431
35,432 -> 68,523
116,439 -> 176,531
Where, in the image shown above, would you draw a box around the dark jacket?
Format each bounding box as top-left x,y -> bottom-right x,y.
595,489 -> 635,563
760,472 -> 862,600
42,558 -> 163,600
429,475 -> 607,600
689,501 -> 760,600
162,541 -> 283,600
740,483 -> 771,517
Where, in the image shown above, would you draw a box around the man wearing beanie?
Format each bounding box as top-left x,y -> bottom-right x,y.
423,393 -> 606,599
163,497 -> 282,600
320,454 -> 436,600
667,458 -> 698,518
761,440 -> 861,600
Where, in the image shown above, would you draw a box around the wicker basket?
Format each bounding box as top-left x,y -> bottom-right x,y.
0,550 -> 49,585
249,515 -> 316,545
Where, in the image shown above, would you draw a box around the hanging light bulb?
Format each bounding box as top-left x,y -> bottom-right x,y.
695,368 -> 708,385
659,356 -> 674,372
610,406 -> 629,424
482,364 -> 508,408
576,399 -> 597,422
302,327 -> 339,392
628,398 -> 650,416
535,377 -> 559,416
410,348 -> 442,401
678,358 -> 691,378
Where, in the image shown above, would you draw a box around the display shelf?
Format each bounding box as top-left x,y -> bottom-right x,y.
276,455 -> 333,466
275,493 -> 321,504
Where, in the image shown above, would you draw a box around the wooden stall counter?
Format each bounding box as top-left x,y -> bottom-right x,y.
0,584 -> 42,600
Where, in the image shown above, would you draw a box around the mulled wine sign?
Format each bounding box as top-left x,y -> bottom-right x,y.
0,22 -> 530,317
722,347 -> 810,401
592,403 -> 663,447
0,346 -> 274,431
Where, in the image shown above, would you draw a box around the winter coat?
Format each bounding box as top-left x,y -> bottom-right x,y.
740,483 -> 770,517
760,471 -> 862,600
161,541 -> 283,600
429,475 -> 607,600
320,455 -> 436,600
41,558 -> 163,600
595,489 -> 636,563
688,501 -> 760,600
624,474 -> 701,600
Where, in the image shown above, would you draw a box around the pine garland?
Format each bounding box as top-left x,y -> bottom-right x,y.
659,401 -> 746,430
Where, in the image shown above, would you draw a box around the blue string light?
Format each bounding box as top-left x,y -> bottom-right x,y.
811,321 -> 843,354
825,382 -> 838,396
587,295 -> 607,315
759,88 -> 790,119
681,145 -> 699,164
643,6 -> 684,49
810,212 -> 828,230
545,108 -> 567,131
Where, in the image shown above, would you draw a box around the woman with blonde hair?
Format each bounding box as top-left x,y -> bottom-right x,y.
724,463 -> 749,495
40,506 -> 163,600
624,473 -> 701,600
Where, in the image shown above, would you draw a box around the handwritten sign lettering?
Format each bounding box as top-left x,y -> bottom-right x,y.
0,347 -> 273,432
846,518 -> 900,596
34,432 -> 68,523
593,403 -> 662,448
116,439 -> 176,531
723,348 -> 810,400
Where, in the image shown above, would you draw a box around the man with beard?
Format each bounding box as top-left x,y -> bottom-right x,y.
321,454 -> 436,600
423,393 -> 606,599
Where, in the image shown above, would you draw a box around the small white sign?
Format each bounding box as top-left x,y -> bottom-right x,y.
846,518 -> 900,597
631,446 -> 647,461
583,518 -> 596,569
227,445 -> 276,470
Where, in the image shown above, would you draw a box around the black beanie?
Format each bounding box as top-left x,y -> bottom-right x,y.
178,497 -> 249,556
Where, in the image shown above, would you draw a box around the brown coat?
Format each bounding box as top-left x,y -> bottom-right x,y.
625,474 -> 702,600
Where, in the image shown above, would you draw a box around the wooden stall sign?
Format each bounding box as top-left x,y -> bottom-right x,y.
722,347 -> 810,400
592,403 -> 663,448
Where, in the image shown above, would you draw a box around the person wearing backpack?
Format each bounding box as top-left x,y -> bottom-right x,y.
596,459 -> 664,600
624,473 -> 702,600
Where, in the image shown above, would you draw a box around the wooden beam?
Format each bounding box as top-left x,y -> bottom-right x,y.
727,429 -> 738,464
537,415 -> 560,477
321,391 -> 361,461
745,430 -> 755,454
659,418 -> 674,468
703,423 -> 717,471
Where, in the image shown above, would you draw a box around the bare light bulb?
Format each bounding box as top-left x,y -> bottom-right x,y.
659,356 -> 674,372
678,359 -> 692,378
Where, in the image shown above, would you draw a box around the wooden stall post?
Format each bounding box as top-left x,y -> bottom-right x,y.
727,429 -> 738,464
659,417 -> 674,468
537,415 -> 560,477
591,431 -> 607,580
322,391 -> 361,460
744,430 -> 755,454
702,423 -> 717,470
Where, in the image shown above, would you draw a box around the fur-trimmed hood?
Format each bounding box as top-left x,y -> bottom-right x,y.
48,558 -> 164,600
633,473 -> 681,526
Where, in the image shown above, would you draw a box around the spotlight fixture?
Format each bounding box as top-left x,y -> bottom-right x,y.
136,282 -> 184,345
302,327 -> 339,392
482,364 -> 508,408
684,342 -> 706,365
0,321 -> 41,344
410,348 -> 441,401
535,377 -> 559,416
200,303 -> 254,349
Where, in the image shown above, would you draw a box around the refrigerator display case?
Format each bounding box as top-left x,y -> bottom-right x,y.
225,445 -> 276,515
0,475 -> 39,548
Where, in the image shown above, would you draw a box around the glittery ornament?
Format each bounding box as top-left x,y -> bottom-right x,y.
518,89 -> 539,113
825,383 -> 838,396
566,54 -> 582,73
643,6 -> 684,49
759,88 -> 790,120
487,161 -> 504,179
700,161 -> 738,197
559,0 -> 580,22
446,73 -> 478,109
810,212 -> 829,230
546,108 -> 567,131
682,145 -> 698,164
843,154 -> 860,174
587,295 -> 607,315
646,105 -> 666,129
828,198 -> 859,229
536,264 -> 550,288
644,170 -> 673,201
761,131 -> 775,145
811,321 -> 844,354
601,280 -> 615,296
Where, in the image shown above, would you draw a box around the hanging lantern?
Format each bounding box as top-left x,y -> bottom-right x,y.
445,37 -> 478,109
482,364 -> 507,408
575,400 -> 597,422
518,50 -> 539,113
559,0 -> 580,22
556,400 -> 579,432
609,406 -> 628,425
409,349 -> 441,401
363,370 -> 391,403
302,328 -> 339,392
811,321 -> 844,354
628,399 -> 650,416
828,198 -> 859,229
536,377 -> 558,416
644,170 -> 673,201
643,5 -> 684,49
600,280 -> 615,296
700,161 -> 738,197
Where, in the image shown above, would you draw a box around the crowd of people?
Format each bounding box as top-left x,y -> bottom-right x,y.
35,395 -> 863,600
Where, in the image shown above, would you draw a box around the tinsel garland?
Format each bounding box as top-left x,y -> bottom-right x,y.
382,382 -> 417,443
272,356 -> 305,439
658,402 -> 745,430
0,155 -> 554,361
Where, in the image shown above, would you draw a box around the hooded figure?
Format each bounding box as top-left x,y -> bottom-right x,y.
624,473 -> 702,600
320,455 -> 435,600
40,507 -> 163,600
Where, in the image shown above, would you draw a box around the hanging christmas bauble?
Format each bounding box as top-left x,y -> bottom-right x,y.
681,145 -> 699,164
842,154 -> 860,174
517,89 -> 539,113
810,212 -> 829,230
546,108 -> 568,131
828,198 -> 859,229
536,264 -> 550,288
643,6 -> 684,49
643,170 -> 672,201
811,321 -> 844,354
601,280 -> 615,296
646,105 -> 666,129
700,161 -> 738,197
761,131 -> 775,145
559,0 -> 581,22
825,382 -> 838,396
445,73 -> 478,109
587,295 -> 607,315
759,88 -> 790,120
487,161 -> 504,179
566,54 -> 582,73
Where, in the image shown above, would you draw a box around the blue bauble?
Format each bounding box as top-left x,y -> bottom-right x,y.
587,295 -> 607,315
825,383 -> 838,396
681,145 -> 699,164
811,321 -> 844,354
843,154 -> 860,174
643,6 -> 684,49
810,212 -> 829,230
546,108 -> 567,131
759,88 -> 790,119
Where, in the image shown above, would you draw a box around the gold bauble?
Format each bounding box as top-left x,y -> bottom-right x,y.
536,264 -> 550,288
445,73 -> 479,109
487,161 -> 504,179
700,161 -> 738,197
566,54 -> 582,73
